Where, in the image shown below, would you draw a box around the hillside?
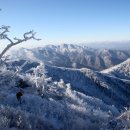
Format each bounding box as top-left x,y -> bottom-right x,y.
0,67 -> 120,130
45,65 -> 130,110
102,58 -> 130,80
6,59 -> 130,110
0,57 -> 130,129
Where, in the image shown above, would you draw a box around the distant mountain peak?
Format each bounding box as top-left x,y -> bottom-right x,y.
102,58 -> 130,80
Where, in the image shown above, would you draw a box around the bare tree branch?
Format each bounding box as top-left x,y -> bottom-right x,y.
0,25 -> 41,60
24,30 -> 33,39
0,26 -> 10,39
5,35 -> 14,44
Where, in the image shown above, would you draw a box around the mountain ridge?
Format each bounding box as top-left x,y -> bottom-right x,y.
9,44 -> 130,70
102,58 -> 130,80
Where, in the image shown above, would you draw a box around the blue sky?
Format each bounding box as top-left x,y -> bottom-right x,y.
0,0 -> 130,48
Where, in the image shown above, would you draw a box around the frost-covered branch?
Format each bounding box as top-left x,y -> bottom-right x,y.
0,25 -> 41,60
12,61 -> 29,78
0,25 -> 10,39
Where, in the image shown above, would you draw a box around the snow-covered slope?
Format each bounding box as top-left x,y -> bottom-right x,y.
102,58 -> 130,80
45,65 -> 130,110
107,109 -> 130,129
9,44 -> 130,70
1,57 -> 130,129
7,60 -> 130,110
0,68 -> 120,130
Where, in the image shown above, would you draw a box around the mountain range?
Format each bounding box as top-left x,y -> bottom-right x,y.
9,44 -> 130,71
1,43 -> 130,129
7,58 -> 130,110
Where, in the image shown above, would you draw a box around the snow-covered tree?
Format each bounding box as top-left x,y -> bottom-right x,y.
0,25 -> 40,64
58,79 -> 66,88
72,62 -> 77,68
30,63 -> 51,96
65,83 -> 72,96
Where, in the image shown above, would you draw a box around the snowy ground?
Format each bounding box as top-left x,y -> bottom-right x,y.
0,69 -> 118,129
0,62 -> 130,130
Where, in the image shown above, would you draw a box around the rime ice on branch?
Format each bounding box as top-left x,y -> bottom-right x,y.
0,25 -> 41,60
